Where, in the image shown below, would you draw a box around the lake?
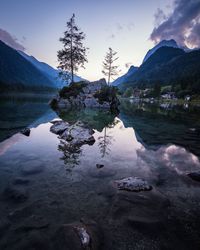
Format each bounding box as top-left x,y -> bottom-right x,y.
0,96 -> 200,250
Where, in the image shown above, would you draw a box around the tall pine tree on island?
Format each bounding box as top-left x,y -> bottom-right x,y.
102,48 -> 120,85
57,14 -> 88,84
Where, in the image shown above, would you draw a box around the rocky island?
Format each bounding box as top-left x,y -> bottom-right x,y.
50,79 -> 120,113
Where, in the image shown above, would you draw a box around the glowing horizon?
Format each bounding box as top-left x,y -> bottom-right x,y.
1,0 -> 199,81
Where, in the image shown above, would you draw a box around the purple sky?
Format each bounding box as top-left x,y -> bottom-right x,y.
0,0 -> 199,80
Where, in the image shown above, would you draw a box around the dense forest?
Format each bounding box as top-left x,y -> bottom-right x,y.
119,47 -> 200,97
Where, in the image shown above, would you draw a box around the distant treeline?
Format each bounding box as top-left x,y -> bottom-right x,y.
120,47 -> 200,97
0,81 -> 57,94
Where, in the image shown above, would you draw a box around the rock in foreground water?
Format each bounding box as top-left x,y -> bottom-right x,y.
188,171 -> 200,182
53,220 -> 102,250
50,121 -> 70,134
50,120 -> 95,147
114,177 -> 152,192
2,186 -> 28,203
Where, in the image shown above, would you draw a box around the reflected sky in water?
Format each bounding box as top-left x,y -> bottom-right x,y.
1,97 -> 200,249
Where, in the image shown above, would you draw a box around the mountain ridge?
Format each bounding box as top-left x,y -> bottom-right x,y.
0,40 -> 55,91
18,51 -> 83,88
119,46 -> 200,94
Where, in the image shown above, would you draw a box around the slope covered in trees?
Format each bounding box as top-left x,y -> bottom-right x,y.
0,41 -> 55,92
119,47 -> 200,95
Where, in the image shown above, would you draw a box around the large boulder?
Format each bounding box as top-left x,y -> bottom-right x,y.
53,220 -> 103,250
50,120 -> 95,147
50,121 -> 70,134
50,79 -> 119,113
114,177 -> 152,192
61,121 -> 95,146
188,171 -> 200,182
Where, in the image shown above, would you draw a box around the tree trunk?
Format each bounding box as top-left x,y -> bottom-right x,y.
70,24 -> 74,84
108,62 -> 111,85
108,73 -> 111,86
70,44 -> 74,84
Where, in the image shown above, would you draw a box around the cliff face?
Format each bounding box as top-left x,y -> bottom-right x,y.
50,79 -> 120,113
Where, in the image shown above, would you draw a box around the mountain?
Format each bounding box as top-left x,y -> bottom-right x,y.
0,40 -> 55,91
142,39 -> 179,63
119,46 -> 200,94
126,47 -> 185,83
18,51 -> 83,88
114,39 -> 179,87
112,66 -> 138,86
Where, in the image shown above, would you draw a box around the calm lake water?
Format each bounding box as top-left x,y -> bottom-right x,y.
1,96 -> 200,250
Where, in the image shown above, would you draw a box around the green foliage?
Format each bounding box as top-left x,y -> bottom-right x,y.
50,98 -> 58,109
176,89 -> 192,98
161,85 -> 172,94
0,41 -> 55,89
59,81 -> 87,99
123,87 -> 133,97
0,81 -> 56,94
94,86 -> 118,104
58,14 -> 88,83
102,48 -> 120,84
120,48 -> 200,98
153,82 -> 161,97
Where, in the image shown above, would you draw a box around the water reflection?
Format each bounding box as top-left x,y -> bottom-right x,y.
98,127 -> 113,157
0,95 -> 56,142
58,140 -> 82,169
120,99 -> 200,157
0,97 -> 200,249
55,108 -> 117,166
58,108 -> 116,132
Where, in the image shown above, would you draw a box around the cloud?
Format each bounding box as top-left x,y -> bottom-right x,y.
127,22 -> 134,31
108,33 -> 115,39
107,21 -> 135,39
116,23 -> 123,31
150,0 -> 200,48
153,8 -> 167,26
0,28 -> 25,51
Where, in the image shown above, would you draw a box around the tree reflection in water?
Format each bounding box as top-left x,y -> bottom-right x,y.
56,108 -> 117,167
58,140 -> 82,170
98,118 -> 120,158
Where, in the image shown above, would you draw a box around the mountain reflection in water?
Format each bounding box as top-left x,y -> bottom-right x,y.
0,97 -> 200,249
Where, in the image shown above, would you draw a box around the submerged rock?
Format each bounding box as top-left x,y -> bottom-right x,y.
96,164 -> 104,169
0,218 -> 11,237
50,121 -> 70,135
13,177 -> 30,185
2,186 -> 28,203
114,177 -> 152,192
17,216 -> 49,232
75,226 -> 90,247
21,164 -> 44,176
53,220 -> 102,250
188,171 -> 200,182
21,128 -> 31,136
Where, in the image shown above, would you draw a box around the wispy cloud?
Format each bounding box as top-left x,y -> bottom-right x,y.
0,28 -> 25,51
127,22 -> 134,31
150,0 -> 200,48
107,21 -> 135,39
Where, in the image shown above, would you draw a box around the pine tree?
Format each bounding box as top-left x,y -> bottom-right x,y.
57,14 -> 88,84
102,48 -> 120,85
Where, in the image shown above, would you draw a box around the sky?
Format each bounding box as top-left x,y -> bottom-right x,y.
0,0 -> 199,81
